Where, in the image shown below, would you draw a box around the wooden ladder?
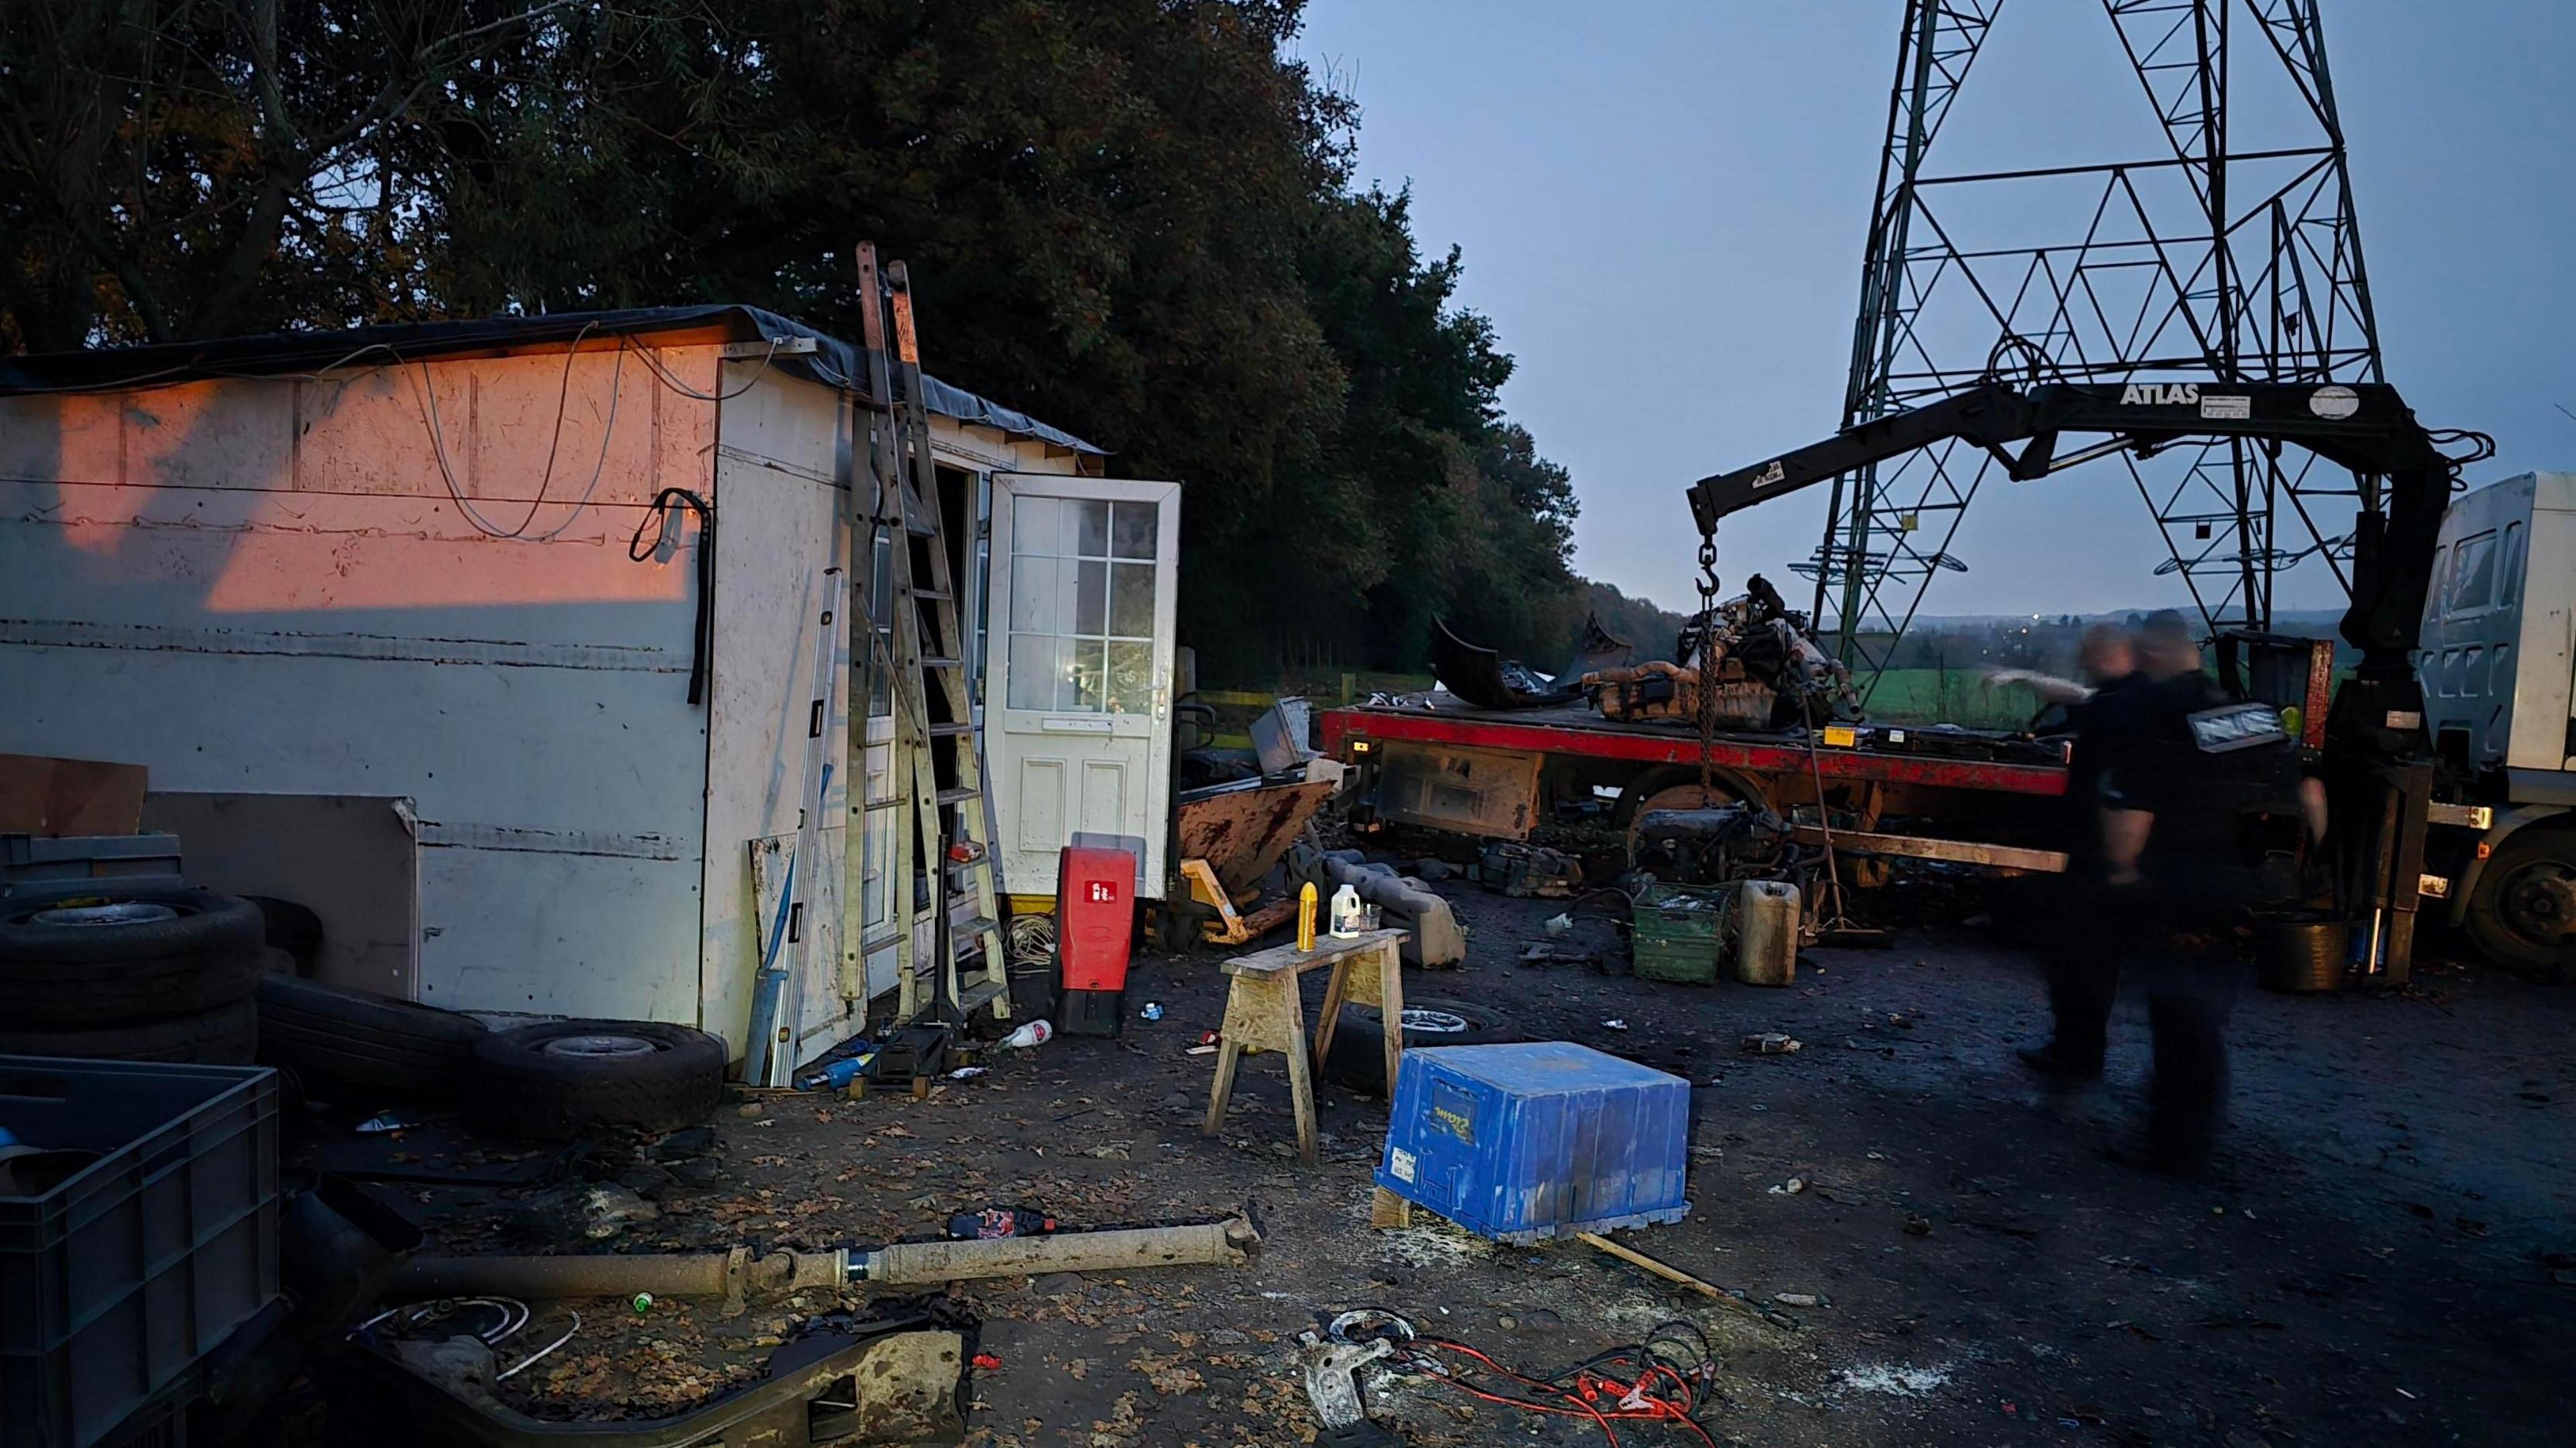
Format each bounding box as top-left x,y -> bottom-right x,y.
853,245 -> 1012,1027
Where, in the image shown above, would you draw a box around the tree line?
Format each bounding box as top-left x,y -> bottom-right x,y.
1,0 -> 1608,681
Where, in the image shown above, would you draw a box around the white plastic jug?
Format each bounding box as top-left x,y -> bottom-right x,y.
1328,882 -> 1365,938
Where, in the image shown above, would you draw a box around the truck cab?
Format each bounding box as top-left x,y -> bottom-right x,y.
2419,471 -> 2576,975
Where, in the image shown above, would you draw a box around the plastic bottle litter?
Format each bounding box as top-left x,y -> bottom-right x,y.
946,1207 -> 1059,1240
631,1292 -> 654,1314
796,1054 -> 876,1092
1000,1019 -> 1054,1049
1139,1001 -> 1165,1021
1544,913 -> 1573,936
945,1065 -> 989,1080
1329,881 -> 1364,938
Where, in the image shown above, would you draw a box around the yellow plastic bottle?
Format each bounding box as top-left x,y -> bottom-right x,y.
1297,882 -> 1319,953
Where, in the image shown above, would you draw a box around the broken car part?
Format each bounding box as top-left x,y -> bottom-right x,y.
388,1215 -> 1261,1314
335,1314 -> 963,1447
1429,617 -> 1581,710
463,1019 -> 727,1140
1297,1333 -> 1399,1448
1291,848 -> 1464,967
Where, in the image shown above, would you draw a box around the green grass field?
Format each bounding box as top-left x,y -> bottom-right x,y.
1859,669 -> 2046,729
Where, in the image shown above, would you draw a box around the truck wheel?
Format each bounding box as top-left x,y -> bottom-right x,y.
2465,830 -> 2576,982
0,996 -> 260,1064
0,886 -> 264,1028
466,1020 -> 729,1139
1322,997 -> 1515,1096
257,974 -> 489,1103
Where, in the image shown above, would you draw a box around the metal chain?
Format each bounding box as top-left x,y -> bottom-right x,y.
1695,538 -> 1721,802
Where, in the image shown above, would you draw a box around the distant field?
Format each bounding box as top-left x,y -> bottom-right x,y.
1860,669 -> 2045,729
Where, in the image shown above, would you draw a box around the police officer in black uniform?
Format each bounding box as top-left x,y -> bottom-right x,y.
2017,622 -> 2147,1081
2091,610 -> 2274,1178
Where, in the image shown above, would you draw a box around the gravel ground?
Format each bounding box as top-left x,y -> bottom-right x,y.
357,874 -> 2576,1447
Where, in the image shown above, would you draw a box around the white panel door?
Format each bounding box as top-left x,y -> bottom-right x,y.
985,475 -> 1181,897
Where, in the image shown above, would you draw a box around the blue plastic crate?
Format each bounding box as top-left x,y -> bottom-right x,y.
1375,1042 -> 1690,1243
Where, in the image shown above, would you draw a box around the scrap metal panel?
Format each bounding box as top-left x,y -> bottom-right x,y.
1371,740 -> 1544,839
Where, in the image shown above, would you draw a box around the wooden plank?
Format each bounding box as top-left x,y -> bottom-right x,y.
1221,927 -> 1409,977
1786,825 -> 2066,873
0,753 -> 147,836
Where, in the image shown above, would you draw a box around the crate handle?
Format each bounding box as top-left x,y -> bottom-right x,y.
0,1072 -> 72,1104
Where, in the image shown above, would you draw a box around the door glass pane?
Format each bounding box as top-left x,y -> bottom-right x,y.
1073,500 -> 1110,557
1106,641 -> 1155,714
1010,556 -> 1058,630
1074,560 -> 1108,636
1110,562 -> 1155,638
2500,522 -> 2526,606
1008,634 -> 1061,710
1013,496 -> 1062,555
1112,502 -> 1159,560
1066,638 -> 1107,710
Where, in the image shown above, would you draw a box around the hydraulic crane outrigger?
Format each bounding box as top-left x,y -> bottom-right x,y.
1687,376 -> 2496,978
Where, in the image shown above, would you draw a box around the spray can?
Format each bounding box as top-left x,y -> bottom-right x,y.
1297,882 -> 1319,952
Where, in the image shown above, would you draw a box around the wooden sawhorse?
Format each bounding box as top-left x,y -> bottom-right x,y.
1201,928 -> 1409,1165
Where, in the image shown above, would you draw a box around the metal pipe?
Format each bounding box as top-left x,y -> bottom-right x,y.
383,1217 -> 1258,1309
852,1217 -> 1257,1286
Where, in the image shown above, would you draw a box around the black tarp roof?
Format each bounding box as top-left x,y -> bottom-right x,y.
0,304 -> 1104,455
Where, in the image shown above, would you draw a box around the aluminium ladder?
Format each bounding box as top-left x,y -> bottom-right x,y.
851,243 -> 1012,1028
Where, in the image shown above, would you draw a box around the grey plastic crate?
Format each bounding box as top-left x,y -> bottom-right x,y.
0,1056 -> 278,1448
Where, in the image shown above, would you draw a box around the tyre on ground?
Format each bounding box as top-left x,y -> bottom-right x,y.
0,995 -> 260,1064
1321,995 -> 1515,1096
464,1019 -> 729,1139
0,885 -> 264,1029
256,974 -> 490,1103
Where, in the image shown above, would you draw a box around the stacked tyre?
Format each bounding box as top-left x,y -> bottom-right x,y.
0,885 -> 266,1063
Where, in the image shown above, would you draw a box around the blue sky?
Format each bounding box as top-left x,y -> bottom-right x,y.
1290,1 -> 2576,620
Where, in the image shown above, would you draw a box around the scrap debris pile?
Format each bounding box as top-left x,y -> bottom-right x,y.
1434,573 -> 1858,730
1586,575 -> 1858,730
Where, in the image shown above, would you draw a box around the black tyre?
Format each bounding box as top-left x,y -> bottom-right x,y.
256,974 -> 489,1103
243,895 -> 325,976
465,1020 -> 728,1139
2465,829 -> 2576,983
0,885 -> 264,1028
1322,995 -> 1516,1096
0,996 -> 259,1064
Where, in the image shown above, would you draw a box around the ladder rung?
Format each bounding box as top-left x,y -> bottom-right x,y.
904,518 -> 940,537
929,722 -> 975,736
957,979 -> 1008,1013
935,787 -> 981,805
920,657 -> 963,669
952,913 -> 999,938
910,587 -> 952,601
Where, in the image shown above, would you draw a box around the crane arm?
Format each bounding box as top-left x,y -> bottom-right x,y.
1686,379 -> 2475,659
